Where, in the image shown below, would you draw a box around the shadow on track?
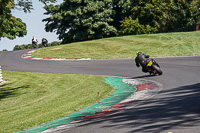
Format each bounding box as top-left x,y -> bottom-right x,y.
129,74 -> 157,79
76,83 -> 200,133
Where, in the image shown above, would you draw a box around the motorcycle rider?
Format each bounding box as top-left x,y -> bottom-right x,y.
32,36 -> 38,48
135,51 -> 150,73
42,37 -> 48,47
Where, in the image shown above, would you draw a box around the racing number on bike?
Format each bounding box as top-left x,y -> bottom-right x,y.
147,61 -> 153,66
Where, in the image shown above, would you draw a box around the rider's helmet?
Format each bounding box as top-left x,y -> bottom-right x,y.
43,37 -> 45,39
136,51 -> 142,56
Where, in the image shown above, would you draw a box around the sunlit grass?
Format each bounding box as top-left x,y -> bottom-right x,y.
32,31 -> 200,59
0,71 -> 114,133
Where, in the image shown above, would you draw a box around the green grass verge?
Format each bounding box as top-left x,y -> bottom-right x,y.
32,31 -> 200,59
0,71 -> 115,133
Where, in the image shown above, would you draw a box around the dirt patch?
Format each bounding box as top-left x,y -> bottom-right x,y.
51,47 -> 62,50
0,81 -> 9,86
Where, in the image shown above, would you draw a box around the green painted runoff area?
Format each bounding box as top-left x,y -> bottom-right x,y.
17,77 -> 137,133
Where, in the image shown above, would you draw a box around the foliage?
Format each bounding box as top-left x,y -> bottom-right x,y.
13,44 -> 33,50
118,17 -> 157,35
1,0 -> 200,42
0,0 -> 56,40
190,0 -> 200,24
118,0 -> 162,35
158,0 -> 200,32
0,16 -> 27,39
13,41 -> 61,51
118,0 -> 200,35
110,0 -> 133,30
50,41 -> 61,46
43,0 -> 117,43
0,0 -> 26,39
131,0 -> 161,28
15,0 -> 57,13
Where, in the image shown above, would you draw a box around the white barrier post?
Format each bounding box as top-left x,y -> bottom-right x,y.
0,66 -> 3,83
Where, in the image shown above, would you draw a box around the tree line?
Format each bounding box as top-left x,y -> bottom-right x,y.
1,0 -> 200,45
13,41 -> 61,51
43,0 -> 200,43
0,0 -> 55,40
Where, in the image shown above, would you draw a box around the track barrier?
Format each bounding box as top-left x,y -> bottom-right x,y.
0,66 -> 3,83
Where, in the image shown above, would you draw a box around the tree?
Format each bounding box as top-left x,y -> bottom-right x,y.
0,0 -> 26,39
190,0 -> 200,24
158,0 -> 200,32
43,0 -> 117,43
0,0 -> 56,40
110,0 -> 133,30
14,0 -> 57,13
118,0 -> 161,35
13,45 -> 21,51
119,0 -> 200,34
118,17 -> 157,35
131,0 -> 162,30
50,41 -> 61,46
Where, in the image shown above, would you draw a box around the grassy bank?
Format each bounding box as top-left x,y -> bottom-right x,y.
0,71 -> 115,133
32,31 -> 200,59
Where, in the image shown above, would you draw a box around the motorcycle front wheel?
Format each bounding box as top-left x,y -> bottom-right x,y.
151,65 -> 163,75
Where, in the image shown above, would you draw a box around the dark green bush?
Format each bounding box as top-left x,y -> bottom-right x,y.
13,41 -> 61,51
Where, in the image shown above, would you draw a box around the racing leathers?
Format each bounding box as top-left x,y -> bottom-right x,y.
135,53 -> 150,72
42,38 -> 48,47
32,37 -> 38,48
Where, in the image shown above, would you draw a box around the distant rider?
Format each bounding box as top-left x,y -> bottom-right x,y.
32,36 -> 38,48
42,37 -> 48,47
135,51 -> 150,73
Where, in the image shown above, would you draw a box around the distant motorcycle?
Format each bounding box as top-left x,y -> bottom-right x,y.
43,43 -> 48,47
146,58 -> 163,75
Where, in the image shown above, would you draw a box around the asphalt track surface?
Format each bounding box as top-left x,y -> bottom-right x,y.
0,49 -> 200,133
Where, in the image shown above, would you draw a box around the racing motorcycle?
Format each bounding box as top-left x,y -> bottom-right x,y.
146,58 -> 163,75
